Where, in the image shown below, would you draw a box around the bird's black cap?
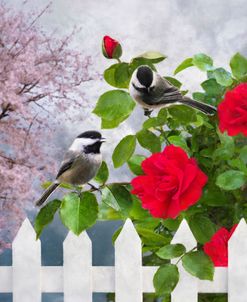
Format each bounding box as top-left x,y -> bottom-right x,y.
77,131 -> 102,139
136,65 -> 153,88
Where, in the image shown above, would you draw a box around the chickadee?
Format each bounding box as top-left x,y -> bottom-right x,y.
35,131 -> 105,207
129,65 -> 217,116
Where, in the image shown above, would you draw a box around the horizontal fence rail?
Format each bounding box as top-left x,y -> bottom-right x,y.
0,217 -> 246,301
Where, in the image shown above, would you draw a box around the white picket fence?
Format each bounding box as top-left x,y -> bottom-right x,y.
0,218 -> 247,302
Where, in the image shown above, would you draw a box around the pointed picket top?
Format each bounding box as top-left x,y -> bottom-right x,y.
229,218 -> 247,246
63,230 -> 91,249
171,219 -> 198,302
115,218 -> 141,245
228,218 -> 247,302
63,230 -> 92,302
12,218 -> 41,302
13,218 -> 40,245
115,218 -> 142,302
171,219 -> 196,249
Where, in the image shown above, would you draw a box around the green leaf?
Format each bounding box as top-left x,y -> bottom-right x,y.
216,170 -> 246,190
193,92 -> 205,102
34,199 -> 61,239
153,264 -> 179,295
200,186 -> 229,207
162,217 -> 181,231
213,132 -> 235,161
168,135 -> 189,152
156,244 -> 186,259
101,116 -> 130,129
93,90 -> 135,127
135,226 -> 170,246
174,58 -> 193,75
213,68 -> 233,87
137,129 -> 161,153
136,51 -> 166,63
168,105 -> 197,124
182,251 -> 214,280
60,192 -> 98,235
189,214 -> 217,244
201,78 -> 225,97
240,146 -> 247,164
164,76 -> 182,88
230,52 -> 247,79
192,53 -> 213,71
127,154 -> 145,175
129,58 -> 156,73
101,184 -> 132,215
94,161 -> 109,184
112,135 -> 136,168
142,117 -> 164,129
104,63 -> 131,88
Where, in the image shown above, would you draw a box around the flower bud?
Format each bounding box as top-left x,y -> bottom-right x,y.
102,35 -> 122,59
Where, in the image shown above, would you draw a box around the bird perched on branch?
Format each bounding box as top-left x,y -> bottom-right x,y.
35,131 -> 105,206
129,65 -> 217,116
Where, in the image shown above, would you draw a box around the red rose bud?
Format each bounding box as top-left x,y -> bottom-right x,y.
218,83 -> 247,137
203,225 -> 238,267
131,145 -> 208,219
102,35 -> 122,59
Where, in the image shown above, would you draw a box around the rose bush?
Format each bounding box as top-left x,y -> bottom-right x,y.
35,36 -> 247,301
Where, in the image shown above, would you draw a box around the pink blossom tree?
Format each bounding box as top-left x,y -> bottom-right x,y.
0,2 -> 96,251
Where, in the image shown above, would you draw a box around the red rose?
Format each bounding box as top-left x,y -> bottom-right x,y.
203,225 -> 237,267
102,35 -> 122,59
218,83 -> 247,137
131,145 -> 208,219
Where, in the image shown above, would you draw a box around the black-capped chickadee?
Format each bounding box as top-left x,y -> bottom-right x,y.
129,65 -> 217,116
35,131 -> 105,207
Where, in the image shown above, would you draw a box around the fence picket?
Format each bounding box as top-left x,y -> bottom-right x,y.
63,231 -> 92,302
12,218 -> 41,302
228,218 -> 247,302
115,219 -> 142,302
171,220 -> 198,302
0,216 -> 244,300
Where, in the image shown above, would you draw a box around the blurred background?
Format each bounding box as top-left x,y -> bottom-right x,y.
0,0 -> 246,301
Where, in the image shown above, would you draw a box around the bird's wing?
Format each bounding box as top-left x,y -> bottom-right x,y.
56,150 -> 80,179
155,76 -> 184,104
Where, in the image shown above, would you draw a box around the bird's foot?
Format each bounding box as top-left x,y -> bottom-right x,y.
144,108 -> 153,117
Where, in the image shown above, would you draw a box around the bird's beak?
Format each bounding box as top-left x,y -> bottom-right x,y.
100,137 -> 106,143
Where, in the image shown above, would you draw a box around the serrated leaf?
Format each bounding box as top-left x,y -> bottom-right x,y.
104,63 -> 131,88
201,78 -> 225,97
136,51 -> 166,63
230,52 -> 247,80
213,68 -> 233,86
101,184 -> 132,216
127,154 -> 145,175
174,58 -> 193,75
112,135 -> 136,168
192,53 -> 213,71
168,135 -> 189,152
137,129 -> 161,153
93,90 -> 135,127
94,161 -> 109,184
216,170 -> 246,190
34,199 -> 61,239
136,226 -> 170,246
182,251 -> 214,280
153,264 -> 179,295
189,214 -> 217,244
60,192 -> 98,235
168,105 -> 197,124
156,244 -> 186,259
164,76 -> 182,88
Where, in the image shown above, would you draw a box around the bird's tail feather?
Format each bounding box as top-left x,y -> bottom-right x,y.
35,183 -> 60,207
181,97 -> 217,115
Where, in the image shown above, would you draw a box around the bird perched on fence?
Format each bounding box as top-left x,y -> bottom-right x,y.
35,131 -> 105,206
129,65 -> 217,116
